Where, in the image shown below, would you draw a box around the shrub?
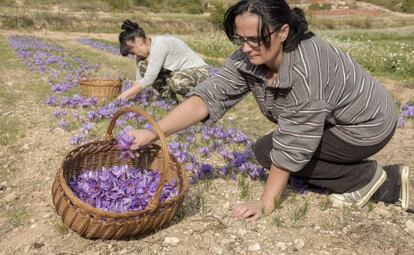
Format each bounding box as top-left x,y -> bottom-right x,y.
150,0 -> 205,14
401,0 -> 414,13
209,0 -> 227,29
308,3 -> 332,11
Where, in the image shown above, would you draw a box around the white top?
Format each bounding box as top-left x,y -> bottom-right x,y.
136,35 -> 207,88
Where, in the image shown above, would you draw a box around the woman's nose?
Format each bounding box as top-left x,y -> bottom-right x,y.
241,42 -> 253,53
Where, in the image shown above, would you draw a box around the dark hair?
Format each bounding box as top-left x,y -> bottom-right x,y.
223,0 -> 314,52
119,20 -> 146,57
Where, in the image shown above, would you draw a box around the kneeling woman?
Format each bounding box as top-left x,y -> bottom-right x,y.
118,20 -> 209,101
125,1 -> 410,219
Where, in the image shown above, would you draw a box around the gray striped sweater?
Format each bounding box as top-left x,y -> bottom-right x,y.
187,36 -> 398,172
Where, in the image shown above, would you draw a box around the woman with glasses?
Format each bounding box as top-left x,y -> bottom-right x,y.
127,0 -> 410,220
117,20 -> 210,101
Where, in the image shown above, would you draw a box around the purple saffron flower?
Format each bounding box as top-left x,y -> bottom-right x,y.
218,166 -> 229,176
401,105 -> 414,118
53,110 -> 67,118
208,66 -> 219,76
117,131 -> 136,161
58,119 -> 69,130
80,122 -> 94,133
198,147 -> 210,157
69,134 -> 86,145
198,163 -> 214,179
86,111 -> 98,121
43,96 -> 57,106
61,96 -> 71,107
397,116 -> 405,128
69,165 -> 179,213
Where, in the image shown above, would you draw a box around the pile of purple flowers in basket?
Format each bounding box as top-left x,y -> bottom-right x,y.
69,165 -> 178,213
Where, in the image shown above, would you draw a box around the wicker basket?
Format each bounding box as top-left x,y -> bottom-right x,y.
79,78 -> 122,102
51,107 -> 189,239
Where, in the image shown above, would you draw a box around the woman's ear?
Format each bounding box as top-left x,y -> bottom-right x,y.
279,24 -> 289,42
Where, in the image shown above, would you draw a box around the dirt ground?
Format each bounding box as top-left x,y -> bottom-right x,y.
0,29 -> 414,255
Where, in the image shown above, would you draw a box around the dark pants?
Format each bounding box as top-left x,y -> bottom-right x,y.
253,126 -> 397,198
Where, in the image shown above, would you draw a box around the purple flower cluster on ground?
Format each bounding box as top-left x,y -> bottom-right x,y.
397,104 -> 414,128
169,126 -> 267,184
69,165 -> 178,213
77,39 -> 127,57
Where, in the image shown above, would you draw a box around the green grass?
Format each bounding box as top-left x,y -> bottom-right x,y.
195,180 -> 211,214
0,36 -> 24,145
10,207 -> 29,227
53,221 -> 69,235
319,30 -> 414,87
183,33 -> 237,59
366,200 -> 376,212
0,113 -> 21,146
289,199 -> 309,223
271,212 -> 284,227
309,15 -> 414,30
63,42 -> 135,79
204,58 -> 223,67
237,174 -> 250,200
319,196 -> 332,211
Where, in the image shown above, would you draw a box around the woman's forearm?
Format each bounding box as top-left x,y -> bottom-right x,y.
157,96 -> 209,137
260,164 -> 290,206
128,84 -> 143,97
118,84 -> 143,99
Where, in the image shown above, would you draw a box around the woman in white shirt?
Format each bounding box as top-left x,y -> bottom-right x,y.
117,20 -> 209,101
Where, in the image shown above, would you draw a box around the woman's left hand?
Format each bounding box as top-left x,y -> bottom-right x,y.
231,199 -> 274,221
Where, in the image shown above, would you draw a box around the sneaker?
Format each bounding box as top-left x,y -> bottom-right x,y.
329,165 -> 387,208
398,165 -> 410,211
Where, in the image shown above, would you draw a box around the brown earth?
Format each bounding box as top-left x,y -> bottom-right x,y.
0,30 -> 413,255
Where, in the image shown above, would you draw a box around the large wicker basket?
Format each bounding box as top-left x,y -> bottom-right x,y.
79,78 -> 122,102
51,107 -> 189,239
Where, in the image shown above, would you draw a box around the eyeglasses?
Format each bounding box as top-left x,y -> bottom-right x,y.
231,28 -> 280,48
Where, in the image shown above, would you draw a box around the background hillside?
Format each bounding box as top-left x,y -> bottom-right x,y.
1,0 -> 414,34
0,0 -> 413,13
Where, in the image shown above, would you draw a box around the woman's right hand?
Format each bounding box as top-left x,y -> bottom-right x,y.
117,89 -> 135,100
117,84 -> 142,100
127,128 -> 158,150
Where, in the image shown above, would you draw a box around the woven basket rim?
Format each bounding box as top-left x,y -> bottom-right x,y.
80,79 -> 122,87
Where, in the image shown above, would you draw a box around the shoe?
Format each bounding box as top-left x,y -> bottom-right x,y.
398,165 -> 410,211
329,165 -> 387,208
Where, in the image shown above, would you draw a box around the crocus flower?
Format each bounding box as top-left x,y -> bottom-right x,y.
117,130 -> 136,161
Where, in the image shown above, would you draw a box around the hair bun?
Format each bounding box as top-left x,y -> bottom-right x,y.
121,20 -> 139,31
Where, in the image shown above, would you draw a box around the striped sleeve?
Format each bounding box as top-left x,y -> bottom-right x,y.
270,100 -> 332,172
186,55 -> 250,126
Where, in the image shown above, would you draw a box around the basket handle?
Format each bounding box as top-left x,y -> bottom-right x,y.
106,106 -> 170,213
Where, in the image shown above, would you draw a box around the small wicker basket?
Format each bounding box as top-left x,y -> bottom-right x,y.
51,107 -> 189,239
79,78 -> 122,103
